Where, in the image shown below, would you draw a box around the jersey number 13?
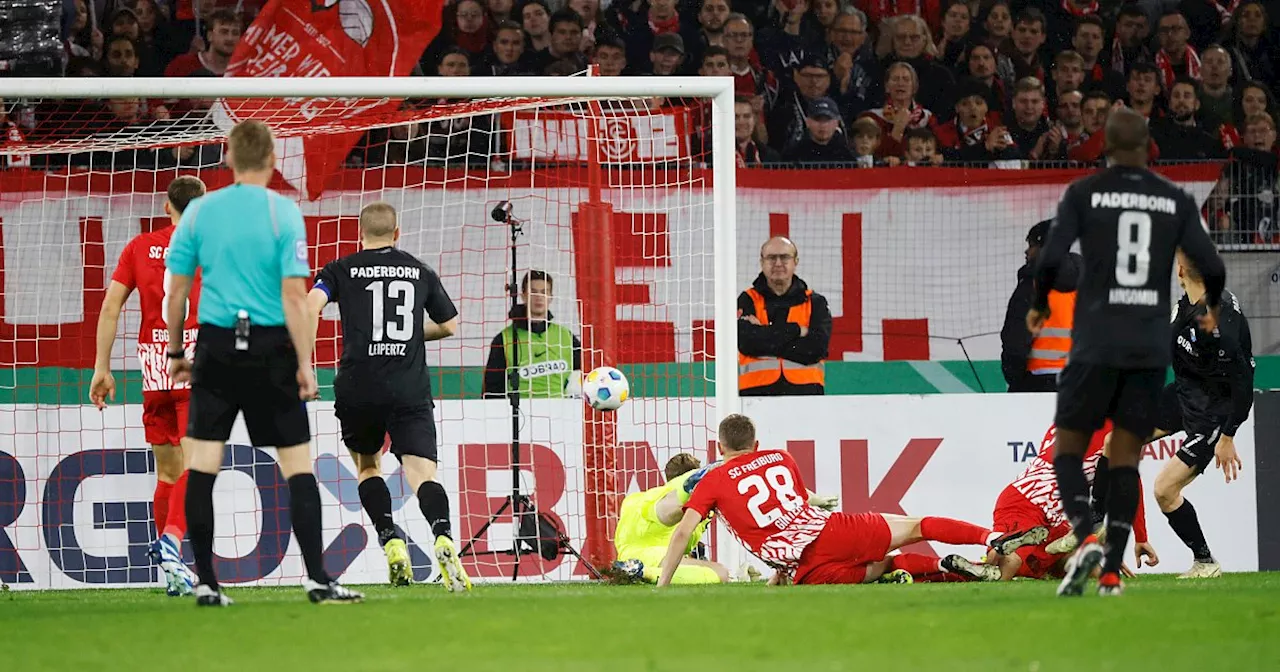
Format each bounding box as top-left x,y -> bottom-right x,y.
367,279 -> 415,342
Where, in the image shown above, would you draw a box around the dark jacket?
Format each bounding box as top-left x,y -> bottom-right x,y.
1001,251 -> 1082,391
737,273 -> 832,396
482,304 -> 583,398
1150,118 -> 1227,161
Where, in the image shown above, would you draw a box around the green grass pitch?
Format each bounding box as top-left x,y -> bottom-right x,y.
5,574 -> 1279,671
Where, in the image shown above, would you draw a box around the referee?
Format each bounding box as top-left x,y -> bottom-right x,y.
165,120 -> 362,607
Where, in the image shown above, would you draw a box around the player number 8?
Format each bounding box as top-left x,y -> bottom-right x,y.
739,465 -> 806,527
1116,211 -> 1152,288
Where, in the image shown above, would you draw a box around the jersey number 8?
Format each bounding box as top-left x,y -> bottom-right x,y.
738,465 -> 806,527
367,279 -> 416,342
1116,211 -> 1152,287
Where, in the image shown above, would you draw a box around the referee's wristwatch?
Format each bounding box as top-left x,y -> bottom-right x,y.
166,350 -> 186,360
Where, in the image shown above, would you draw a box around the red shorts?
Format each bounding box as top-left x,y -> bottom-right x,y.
142,389 -> 190,447
992,486 -> 1067,579
793,512 -> 893,585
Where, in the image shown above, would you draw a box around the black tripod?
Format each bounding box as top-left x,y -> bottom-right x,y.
458,201 -> 601,581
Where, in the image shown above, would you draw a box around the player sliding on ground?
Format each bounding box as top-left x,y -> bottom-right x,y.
655,414 -> 1048,587
988,423 -> 1157,581
307,201 -> 471,592
90,175 -> 207,597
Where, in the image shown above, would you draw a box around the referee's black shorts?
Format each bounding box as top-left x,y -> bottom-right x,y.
1054,361 -> 1165,439
187,325 -> 311,447
334,401 -> 438,463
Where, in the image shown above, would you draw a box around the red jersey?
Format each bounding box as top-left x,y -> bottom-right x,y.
1006,422 -> 1147,543
684,450 -> 830,570
110,226 -> 201,392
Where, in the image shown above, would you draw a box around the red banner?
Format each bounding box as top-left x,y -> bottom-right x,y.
224,0 -> 443,199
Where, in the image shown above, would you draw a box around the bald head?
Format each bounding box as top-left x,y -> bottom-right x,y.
759,236 -> 799,293
1104,107 -> 1150,157
760,236 -> 798,258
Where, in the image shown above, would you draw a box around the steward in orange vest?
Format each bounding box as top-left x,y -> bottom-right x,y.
1002,221 -> 1083,392
738,238 -> 832,396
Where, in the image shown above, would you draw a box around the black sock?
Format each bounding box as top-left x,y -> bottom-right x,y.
1090,455 -> 1110,524
288,474 -> 332,585
1165,498 -> 1214,562
358,477 -> 400,547
1053,453 -> 1093,543
1102,466 -> 1140,575
185,469 -> 219,589
418,481 -> 452,540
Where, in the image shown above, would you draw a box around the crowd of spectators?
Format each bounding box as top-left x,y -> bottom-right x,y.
0,0 -> 1277,239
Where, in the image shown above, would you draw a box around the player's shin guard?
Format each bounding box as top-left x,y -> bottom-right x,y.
163,471 -> 189,540
287,474 -> 333,585
1090,455 -> 1109,523
1053,453 -> 1094,544
418,481 -> 452,540
1164,498 -> 1214,562
1102,466 -> 1140,574
185,469 -> 219,588
153,480 -> 173,538
889,552 -> 942,576
919,517 -> 992,546
358,477 -> 399,547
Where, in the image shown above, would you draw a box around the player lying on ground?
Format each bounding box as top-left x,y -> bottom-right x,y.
1029,107 -> 1226,597
307,202 -> 470,591
614,453 -> 841,584
90,175 -> 207,597
655,414 -> 1048,587
988,423 -> 1156,581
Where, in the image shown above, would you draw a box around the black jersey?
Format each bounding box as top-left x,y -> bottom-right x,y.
1170,289 -> 1255,436
314,248 -> 458,406
1035,165 -> 1226,369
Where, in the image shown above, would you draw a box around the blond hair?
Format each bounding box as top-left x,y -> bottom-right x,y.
359,201 -> 398,239
718,414 -> 757,451
227,120 -> 275,172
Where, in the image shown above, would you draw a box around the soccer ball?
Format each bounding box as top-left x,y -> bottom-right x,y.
582,366 -> 630,411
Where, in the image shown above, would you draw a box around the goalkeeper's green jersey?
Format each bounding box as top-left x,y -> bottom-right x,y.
614,470 -> 710,556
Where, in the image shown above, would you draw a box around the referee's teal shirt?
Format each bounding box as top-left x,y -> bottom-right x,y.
166,183 -> 311,328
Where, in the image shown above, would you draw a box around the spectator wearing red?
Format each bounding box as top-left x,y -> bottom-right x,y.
1198,45 -> 1235,130
1110,5 -> 1151,78
1067,89 -> 1111,160
519,0 -> 552,53
769,51 -> 837,152
1205,112 -> 1278,243
0,99 -> 31,169
1043,0 -> 1100,56
859,61 -> 937,158
591,34 -> 629,76
1221,1 -> 1276,93
530,10 -> 587,73
1052,89 -> 1087,157
1072,17 -> 1126,100
163,9 -> 241,77
1151,77 -> 1228,159
857,0 -> 942,37
936,0 -> 975,69
618,0 -> 686,75
1048,50 -> 1086,111
566,0 -> 604,54
935,79 -> 1019,162
1126,62 -> 1164,119
964,43 -> 1009,112
735,96 -> 781,166
482,21 -> 533,75
827,11 -> 878,120
724,14 -> 779,113
1008,9 -> 1048,83
782,97 -> 855,163
881,15 -> 955,117
1008,77 -> 1054,159
1155,11 -> 1201,90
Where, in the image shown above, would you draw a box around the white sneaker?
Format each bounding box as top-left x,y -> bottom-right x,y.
194,584 -> 233,607
1177,561 -> 1222,579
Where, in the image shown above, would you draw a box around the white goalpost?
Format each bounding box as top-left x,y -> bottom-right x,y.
0,75 -> 740,588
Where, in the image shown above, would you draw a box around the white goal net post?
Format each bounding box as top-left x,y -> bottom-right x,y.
0,75 -> 741,587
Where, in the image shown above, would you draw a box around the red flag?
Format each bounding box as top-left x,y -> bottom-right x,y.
224,0 -> 443,199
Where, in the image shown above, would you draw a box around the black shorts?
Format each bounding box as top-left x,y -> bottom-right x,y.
1054,362 -> 1165,439
1156,383 -> 1223,474
188,325 -> 310,447
335,402 -> 438,462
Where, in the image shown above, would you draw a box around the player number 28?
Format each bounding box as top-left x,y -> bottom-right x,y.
1116,211 -> 1152,287
367,279 -> 416,342
738,465 -> 806,527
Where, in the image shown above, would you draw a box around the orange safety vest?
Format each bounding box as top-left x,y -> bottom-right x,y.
738,288 -> 826,390
1027,290 -> 1076,375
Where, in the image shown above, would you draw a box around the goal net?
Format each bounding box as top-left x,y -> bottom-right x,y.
0,77 -> 738,589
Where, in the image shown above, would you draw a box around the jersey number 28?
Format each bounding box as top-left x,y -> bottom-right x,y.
367,279 -> 415,342
738,465 -> 806,527
1116,211 -> 1152,287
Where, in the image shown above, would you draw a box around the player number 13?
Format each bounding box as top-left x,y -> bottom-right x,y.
738,465 -> 806,527
1116,211 -> 1152,287
367,279 -> 416,342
